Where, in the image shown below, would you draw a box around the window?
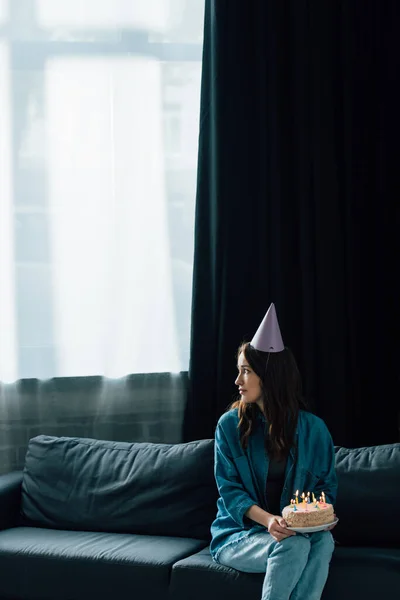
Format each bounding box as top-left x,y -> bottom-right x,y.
0,0 -> 204,381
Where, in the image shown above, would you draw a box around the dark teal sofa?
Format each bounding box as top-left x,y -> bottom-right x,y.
0,435 -> 399,600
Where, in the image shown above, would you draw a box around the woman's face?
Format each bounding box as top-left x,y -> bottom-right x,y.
235,351 -> 263,410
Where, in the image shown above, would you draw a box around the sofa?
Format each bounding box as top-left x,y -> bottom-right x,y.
0,434 -> 399,600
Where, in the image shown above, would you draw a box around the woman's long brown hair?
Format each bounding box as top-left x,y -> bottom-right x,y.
229,343 -> 307,459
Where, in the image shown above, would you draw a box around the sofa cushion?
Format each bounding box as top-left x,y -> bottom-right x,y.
333,443 -> 400,546
0,471 -> 23,530
169,545 -> 400,600
21,435 -> 217,539
323,545 -> 400,599
170,546 -> 263,600
0,526 -> 207,600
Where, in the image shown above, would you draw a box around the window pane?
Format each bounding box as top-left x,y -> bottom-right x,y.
37,0 -> 204,43
43,56 -> 200,377
0,0 -> 8,24
0,43 -> 17,382
0,0 -> 203,380
38,0 -> 169,32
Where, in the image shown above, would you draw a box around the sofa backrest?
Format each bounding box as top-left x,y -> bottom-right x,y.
21,435 -> 217,540
334,443 -> 400,547
21,435 -> 400,547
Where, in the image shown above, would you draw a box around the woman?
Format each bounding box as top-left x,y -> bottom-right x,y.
210,303 -> 337,600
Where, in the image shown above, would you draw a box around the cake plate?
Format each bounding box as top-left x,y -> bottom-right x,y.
287,518 -> 339,533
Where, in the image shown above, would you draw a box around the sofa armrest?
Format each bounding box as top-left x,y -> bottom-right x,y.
0,471 -> 23,530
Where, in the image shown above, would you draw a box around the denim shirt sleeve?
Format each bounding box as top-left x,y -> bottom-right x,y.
312,422 -> 338,505
214,422 -> 256,527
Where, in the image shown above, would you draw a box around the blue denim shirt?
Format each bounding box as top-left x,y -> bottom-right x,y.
210,408 -> 337,560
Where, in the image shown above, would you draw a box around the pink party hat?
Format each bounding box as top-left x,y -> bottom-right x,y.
250,303 -> 284,352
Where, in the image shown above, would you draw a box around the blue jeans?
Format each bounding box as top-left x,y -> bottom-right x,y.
215,530 -> 335,600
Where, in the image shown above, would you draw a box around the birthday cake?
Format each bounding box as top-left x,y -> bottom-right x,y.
282,494 -> 335,528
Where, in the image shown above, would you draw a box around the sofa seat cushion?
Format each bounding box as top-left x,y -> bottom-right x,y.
0,527 -> 207,600
324,545 -> 400,598
169,545 -> 400,600
170,546 -> 263,600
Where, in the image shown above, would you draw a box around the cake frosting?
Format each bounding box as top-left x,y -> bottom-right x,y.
282,502 -> 334,528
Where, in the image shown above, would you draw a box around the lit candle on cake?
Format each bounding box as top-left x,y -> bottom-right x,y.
295,490 -> 299,504
321,492 -> 326,505
312,492 -> 316,504
301,492 -> 306,505
307,492 -> 311,504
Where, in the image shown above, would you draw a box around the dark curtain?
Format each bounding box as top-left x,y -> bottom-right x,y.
184,0 -> 399,447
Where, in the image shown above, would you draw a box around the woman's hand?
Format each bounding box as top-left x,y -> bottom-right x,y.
266,515 -> 296,542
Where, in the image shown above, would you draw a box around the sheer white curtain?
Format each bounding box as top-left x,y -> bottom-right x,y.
0,0 -> 204,382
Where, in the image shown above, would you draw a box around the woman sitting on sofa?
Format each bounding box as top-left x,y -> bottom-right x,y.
210,303 -> 338,600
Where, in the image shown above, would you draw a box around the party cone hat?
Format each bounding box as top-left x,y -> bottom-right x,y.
250,303 -> 284,352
